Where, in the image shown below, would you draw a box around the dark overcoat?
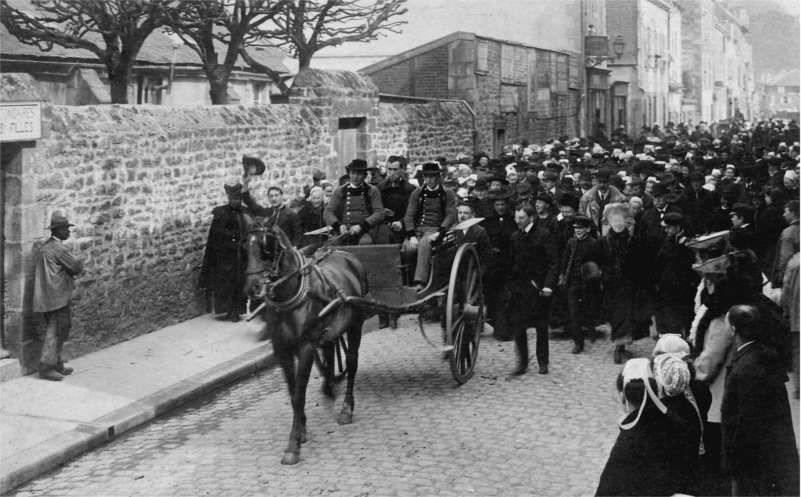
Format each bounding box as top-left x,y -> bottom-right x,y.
721,342 -> 800,496
199,205 -> 246,308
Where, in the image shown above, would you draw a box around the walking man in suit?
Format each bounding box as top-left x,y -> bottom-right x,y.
507,204 -> 559,375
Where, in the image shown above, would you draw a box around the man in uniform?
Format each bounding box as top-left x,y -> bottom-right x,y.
324,159 -> 385,245
403,162 -> 457,289
558,215 -> 604,354
652,212 -> 699,337
34,213 -> 84,381
508,204 -> 559,375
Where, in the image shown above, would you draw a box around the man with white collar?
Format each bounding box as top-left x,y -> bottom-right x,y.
404,161 -> 457,289
722,305 -> 799,497
34,213 -> 84,381
507,204 -> 559,376
324,159 -> 385,245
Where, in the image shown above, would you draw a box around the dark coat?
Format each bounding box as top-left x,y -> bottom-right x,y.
457,224 -> 494,274
721,342 -> 800,496
636,204 -> 684,262
652,233 -> 700,306
199,204 -> 246,302
509,224 -> 559,295
481,211 -> 517,270
756,203 -> 787,276
377,177 -> 415,224
596,402 -> 699,496
599,229 -> 653,341
243,192 -> 302,247
681,188 -> 716,235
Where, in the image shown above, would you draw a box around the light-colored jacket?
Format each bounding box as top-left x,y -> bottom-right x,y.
694,315 -> 733,424
33,238 -> 84,313
579,186 -> 627,236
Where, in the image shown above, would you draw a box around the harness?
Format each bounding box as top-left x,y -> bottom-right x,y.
246,223 -> 349,315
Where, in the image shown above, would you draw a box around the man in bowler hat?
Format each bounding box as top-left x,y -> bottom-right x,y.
200,183 -> 248,322
34,213 -> 84,381
324,159 -> 385,245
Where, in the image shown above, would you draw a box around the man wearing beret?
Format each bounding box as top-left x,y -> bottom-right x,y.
533,193 -> 558,235
508,203 -> 559,375
558,215 -> 604,354
324,159 -> 385,245
651,212 -> 699,337
403,162 -> 457,289
579,167 -> 627,236
34,213 -> 84,381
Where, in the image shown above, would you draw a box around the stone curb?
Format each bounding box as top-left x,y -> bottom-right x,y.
0,343 -> 277,494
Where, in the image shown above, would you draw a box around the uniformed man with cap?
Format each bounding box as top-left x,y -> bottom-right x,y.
558,214 -> 604,354
200,183 -> 248,322
651,212 -> 700,338
403,162 -> 458,289
33,213 -> 84,381
324,159 -> 385,245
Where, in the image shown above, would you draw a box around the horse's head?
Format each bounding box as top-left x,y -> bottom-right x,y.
243,219 -> 295,300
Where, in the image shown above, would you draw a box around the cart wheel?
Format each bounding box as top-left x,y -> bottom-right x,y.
446,244 -> 484,384
314,334 -> 348,384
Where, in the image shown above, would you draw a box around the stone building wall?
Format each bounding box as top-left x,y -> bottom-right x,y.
2,69 -> 473,369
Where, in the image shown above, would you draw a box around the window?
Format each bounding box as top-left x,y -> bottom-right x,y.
476,39 -> 489,74
501,44 -> 514,83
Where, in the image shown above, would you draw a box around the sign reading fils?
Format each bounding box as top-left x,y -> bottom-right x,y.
1,101 -> 42,142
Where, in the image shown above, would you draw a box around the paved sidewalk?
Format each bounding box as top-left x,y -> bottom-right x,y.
0,314 -> 275,494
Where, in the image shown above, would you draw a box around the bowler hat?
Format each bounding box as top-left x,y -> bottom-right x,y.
312,169 -> 326,181
542,170 -> 559,182
514,182 -> 532,195
420,162 -> 444,175
458,196 -> 481,211
651,182 -> 670,197
488,185 -> 514,200
595,168 -> 612,180
730,203 -> 755,218
242,155 -> 266,176
47,213 -> 74,230
224,183 -> 243,196
474,177 -> 489,190
560,193 -> 580,211
661,212 -> 685,227
346,159 -> 369,172
688,171 -> 704,181
535,193 -> 554,206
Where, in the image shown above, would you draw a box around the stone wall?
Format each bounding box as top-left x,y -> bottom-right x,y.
2,70 -> 474,366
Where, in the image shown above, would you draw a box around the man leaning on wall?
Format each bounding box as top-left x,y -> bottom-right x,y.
33,213 -> 84,381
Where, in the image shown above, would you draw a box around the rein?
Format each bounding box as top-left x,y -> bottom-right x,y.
258,247 -> 338,314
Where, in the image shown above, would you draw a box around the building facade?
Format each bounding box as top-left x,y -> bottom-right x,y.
361,32 -> 581,155
758,70 -> 801,120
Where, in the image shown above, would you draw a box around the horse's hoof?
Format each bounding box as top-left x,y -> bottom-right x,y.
281,452 -> 300,465
337,412 -> 353,425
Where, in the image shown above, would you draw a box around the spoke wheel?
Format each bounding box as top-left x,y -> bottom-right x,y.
445,244 -> 484,384
313,334 -> 348,384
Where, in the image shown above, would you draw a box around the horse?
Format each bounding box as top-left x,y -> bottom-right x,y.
243,219 -> 368,465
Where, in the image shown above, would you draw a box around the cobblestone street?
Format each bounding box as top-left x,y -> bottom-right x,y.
10,318 -> 678,496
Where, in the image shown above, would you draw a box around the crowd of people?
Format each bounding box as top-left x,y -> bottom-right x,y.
200,117 -> 800,495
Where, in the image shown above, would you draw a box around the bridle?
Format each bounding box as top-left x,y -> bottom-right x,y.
245,222 -> 330,313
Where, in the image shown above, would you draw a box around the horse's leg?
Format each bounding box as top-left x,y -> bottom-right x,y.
337,319 -> 362,425
281,341 -> 315,465
319,341 -> 336,399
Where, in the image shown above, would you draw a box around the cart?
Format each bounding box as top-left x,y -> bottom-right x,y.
312,229 -> 485,384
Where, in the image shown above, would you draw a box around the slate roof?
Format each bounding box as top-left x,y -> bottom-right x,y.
771,70 -> 800,88
0,4 -> 288,74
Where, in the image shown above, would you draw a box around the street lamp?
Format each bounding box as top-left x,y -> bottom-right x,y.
586,36 -> 625,67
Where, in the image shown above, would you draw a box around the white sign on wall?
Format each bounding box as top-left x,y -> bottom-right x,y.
0,101 -> 42,142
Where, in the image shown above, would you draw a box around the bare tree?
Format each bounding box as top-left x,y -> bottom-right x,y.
165,0 -> 289,104
0,0 -> 185,104
267,0 -> 408,69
